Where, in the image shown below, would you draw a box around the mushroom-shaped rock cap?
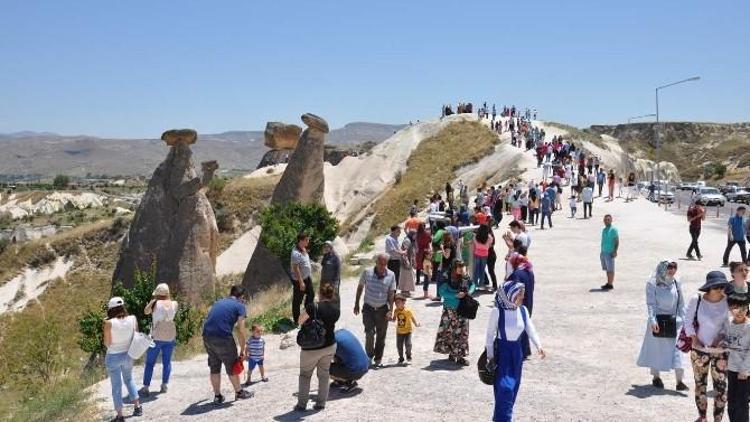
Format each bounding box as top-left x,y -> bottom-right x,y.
161,129 -> 198,146
301,113 -> 329,134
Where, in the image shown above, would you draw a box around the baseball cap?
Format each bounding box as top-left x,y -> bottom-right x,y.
107,296 -> 124,310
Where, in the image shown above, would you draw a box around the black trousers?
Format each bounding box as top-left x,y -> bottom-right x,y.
687,226 -> 702,258
292,277 -> 314,324
583,202 -> 592,218
396,333 -> 412,359
728,371 -> 750,422
723,239 -> 748,265
387,259 -> 401,284
487,249 -> 498,290
362,304 -> 389,362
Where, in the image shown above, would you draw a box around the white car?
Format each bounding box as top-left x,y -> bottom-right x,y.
694,187 -> 726,207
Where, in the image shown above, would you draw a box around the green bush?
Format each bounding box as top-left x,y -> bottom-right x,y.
52,175 -> 70,190
0,237 -> 9,254
259,202 -> 338,269
77,266 -> 203,361
207,176 -> 226,193
704,162 -> 727,180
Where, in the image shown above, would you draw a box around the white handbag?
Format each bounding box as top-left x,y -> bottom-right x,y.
128,332 -> 155,360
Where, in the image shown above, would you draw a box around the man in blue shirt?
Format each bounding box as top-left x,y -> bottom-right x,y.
202,285 -> 253,403
596,169 -> 606,197
330,329 -> 370,392
723,206 -> 747,266
540,193 -> 553,230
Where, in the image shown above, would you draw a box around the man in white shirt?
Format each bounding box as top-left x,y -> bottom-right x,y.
582,185 -> 594,219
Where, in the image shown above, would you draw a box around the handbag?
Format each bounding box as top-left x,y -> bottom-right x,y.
676,293 -> 701,353
296,303 -> 327,349
654,281 -> 681,338
457,295 -> 479,320
128,332 -> 155,360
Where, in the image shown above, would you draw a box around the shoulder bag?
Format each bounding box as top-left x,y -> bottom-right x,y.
297,303 -> 327,349
654,281 -> 681,338
676,292 -> 701,353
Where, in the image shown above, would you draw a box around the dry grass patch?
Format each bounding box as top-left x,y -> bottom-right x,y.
368,120 -> 499,236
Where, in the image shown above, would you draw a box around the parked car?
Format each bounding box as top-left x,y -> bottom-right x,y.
720,182 -> 741,195
694,187 -> 726,207
725,187 -> 750,204
679,181 -> 698,191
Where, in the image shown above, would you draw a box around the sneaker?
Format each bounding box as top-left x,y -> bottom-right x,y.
652,377 -> 664,389
313,404 -> 325,410
160,384 -> 168,394
372,361 -> 383,369
697,255 -> 703,261
676,381 -> 690,391
342,381 -> 358,393
242,381 -> 252,388
261,377 -> 269,382
398,357 -> 405,365
235,389 -> 254,400
406,355 -> 412,362
132,406 -> 143,417
213,394 -> 226,405
138,386 -> 150,397
294,405 -> 306,412
686,254 -> 695,260
456,357 -> 469,366
601,284 -> 614,290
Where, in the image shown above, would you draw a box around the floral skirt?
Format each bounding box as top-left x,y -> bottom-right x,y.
433,308 -> 469,358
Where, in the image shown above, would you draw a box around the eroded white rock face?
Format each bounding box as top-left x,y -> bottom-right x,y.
0,256 -> 74,314
0,192 -> 108,220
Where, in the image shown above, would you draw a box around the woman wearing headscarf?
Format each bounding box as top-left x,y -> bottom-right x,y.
507,250 -> 535,359
398,231 -> 417,296
636,260 -> 688,391
485,280 -> 545,422
433,261 -> 475,366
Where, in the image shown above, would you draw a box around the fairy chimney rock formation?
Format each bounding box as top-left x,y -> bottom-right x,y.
264,122 -> 303,150
112,129 -> 219,303
243,113 -> 329,293
271,113 -> 328,205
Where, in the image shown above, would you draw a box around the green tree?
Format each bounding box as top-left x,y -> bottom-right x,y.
259,202 -> 338,268
52,175 -> 70,190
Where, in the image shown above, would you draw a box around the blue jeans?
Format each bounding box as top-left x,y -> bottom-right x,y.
106,352 -> 139,411
473,256 -> 488,288
143,340 -> 176,387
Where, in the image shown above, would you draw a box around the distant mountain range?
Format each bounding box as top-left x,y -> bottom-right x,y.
0,122 -> 405,178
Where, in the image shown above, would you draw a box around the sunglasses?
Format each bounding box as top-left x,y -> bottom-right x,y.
667,264 -> 678,270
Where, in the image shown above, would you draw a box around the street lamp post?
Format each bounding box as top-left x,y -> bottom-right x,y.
653,76 -> 700,184
628,113 -> 656,124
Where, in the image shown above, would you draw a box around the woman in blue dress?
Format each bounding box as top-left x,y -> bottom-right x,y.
636,259 -> 688,390
485,279 -> 545,422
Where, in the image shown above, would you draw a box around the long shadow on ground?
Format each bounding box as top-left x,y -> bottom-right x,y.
422,359 -> 464,372
181,399 -> 234,415
625,384 -> 688,399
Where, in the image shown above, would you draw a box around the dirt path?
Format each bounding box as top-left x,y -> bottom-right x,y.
91,143 -> 736,421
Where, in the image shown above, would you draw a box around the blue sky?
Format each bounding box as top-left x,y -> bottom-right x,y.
1,1 -> 748,138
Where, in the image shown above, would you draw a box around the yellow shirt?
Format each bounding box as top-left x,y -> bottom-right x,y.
394,307 -> 416,335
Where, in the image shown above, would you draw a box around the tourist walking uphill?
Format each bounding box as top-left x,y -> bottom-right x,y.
140,283 -> 178,397
202,286 -> 253,404
291,233 -> 314,325
354,253 -> 397,368
398,230 -> 417,296
295,283 -> 340,412
599,214 -> 619,291
685,272 -> 730,422
386,225 -> 404,281
636,260 -> 688,391
485,280 -> 545,422
507,251 -> 535,359
104,297 -> 143,421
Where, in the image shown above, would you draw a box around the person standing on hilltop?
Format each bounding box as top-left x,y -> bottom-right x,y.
723,206 -> 748,267
686,199 -> 705,261
600,214 -> 619,291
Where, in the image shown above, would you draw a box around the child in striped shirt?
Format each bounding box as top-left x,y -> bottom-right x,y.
244,324 -> 268,386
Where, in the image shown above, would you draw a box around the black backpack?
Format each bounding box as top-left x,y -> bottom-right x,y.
296,304 -> 327,349
457,295 -> 480,320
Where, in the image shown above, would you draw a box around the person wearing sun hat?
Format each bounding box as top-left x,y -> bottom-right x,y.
685,271 -> 731,422
485,279 -> 545,422
104,296 -> 142,421
139,283 -> 179,397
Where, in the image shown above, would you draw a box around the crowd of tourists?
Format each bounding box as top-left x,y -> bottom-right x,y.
100,111 -> 750,422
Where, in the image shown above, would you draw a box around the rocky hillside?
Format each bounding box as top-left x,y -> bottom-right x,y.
588,122 -> 750,181
0,123 -> 404,179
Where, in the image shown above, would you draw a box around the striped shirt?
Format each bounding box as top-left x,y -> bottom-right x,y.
246,336 -> 265,359
359,267 -> 396,308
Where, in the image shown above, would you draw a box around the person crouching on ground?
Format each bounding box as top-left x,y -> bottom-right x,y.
636,260 -> 688,391
485,280 -> 545,422
720,294 -> 750,422
434,260 -> 475,366
330,328 -> 370,393
393,294 -> 420,365
244,324 -> 268,386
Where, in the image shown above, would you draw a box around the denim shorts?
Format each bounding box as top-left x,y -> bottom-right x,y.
600,251 -> 615,272
247,357 -> 264,370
